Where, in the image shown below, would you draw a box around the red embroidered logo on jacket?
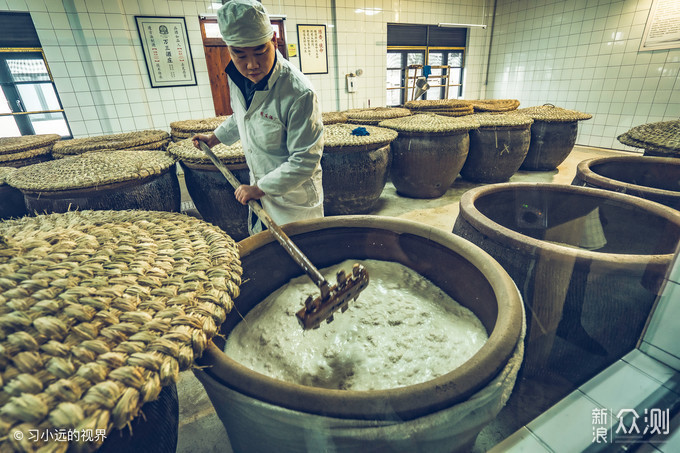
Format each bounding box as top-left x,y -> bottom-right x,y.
260,111 -> 275,120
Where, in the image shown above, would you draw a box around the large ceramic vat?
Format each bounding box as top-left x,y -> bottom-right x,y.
460,113 -> 533,183
379,114 -> 480,198
194,216 -> 525,453
168,139 -> 249,240
321,124 -> 396,215
572,155 -> 680,210
5,150 -> 180,214
516,105 -> 592,171
453,183 -> 680,386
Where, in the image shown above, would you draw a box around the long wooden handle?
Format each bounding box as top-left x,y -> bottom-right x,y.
198,141 -> 329,290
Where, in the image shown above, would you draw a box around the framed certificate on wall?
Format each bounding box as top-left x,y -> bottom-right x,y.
296,24 -> 328,74
135,16 -> 198,88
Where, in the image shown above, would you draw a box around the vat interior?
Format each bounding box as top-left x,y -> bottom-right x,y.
473,188 -> 680,255
590,161 -> 680,192
216,227 -> 499,347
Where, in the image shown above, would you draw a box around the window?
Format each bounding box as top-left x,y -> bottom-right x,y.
1,11 -> 72,138
386,24 -> 466,106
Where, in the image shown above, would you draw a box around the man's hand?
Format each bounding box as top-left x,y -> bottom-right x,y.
192,133 -> 221,149
234,184 -> 265,205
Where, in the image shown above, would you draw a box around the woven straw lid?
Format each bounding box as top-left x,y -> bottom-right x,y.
469,99 -> 520,112
404,99 -> 472,111
0,209 -> 241,452
433,108 -> 475,117
0,135 -> 60,157
323,123 -> 398,152
6,150 -> 176,193
169,117 -> 228,134
516,104 -> 592,122
0,145 -> 54,164
0,167 -> 16,186
473,112 -> 534,128
617,120 -> 680,153
344,107 -> 411,125
322,111 -> 348,125
52,131 -> 171,157
167,139 -> 246,165
379,112 -> 481,135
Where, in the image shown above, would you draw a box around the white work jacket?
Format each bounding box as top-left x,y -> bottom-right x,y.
214,50 -> 324,233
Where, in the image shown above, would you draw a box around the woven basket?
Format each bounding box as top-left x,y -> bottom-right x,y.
516,104 -> 592,122
322,112 -> 348,126
379,113 -> 480,136
469,99 -> 520,113
344,107 -> 411,125
0,209 -> 242,452
617,120 -> 680,156
323,124 -> 398,152
5,150 -> 177,193
167,139 -> 246,165
52,131 -> 170,158
169,117 -> 228,142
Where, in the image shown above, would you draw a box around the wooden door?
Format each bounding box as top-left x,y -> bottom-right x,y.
199,17 -> 288,117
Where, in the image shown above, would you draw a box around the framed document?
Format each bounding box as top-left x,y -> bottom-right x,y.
640,0 -> 680,51
296,24 -> 328,74
135,16 -> 198,87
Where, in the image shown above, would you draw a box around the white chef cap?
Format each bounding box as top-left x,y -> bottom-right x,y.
217,0 -> 274,48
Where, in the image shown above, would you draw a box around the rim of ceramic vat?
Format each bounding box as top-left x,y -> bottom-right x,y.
180,160 -> 249,171
197,215 -> 524,421
457,182 -> 680,267
576,155 -> 680,202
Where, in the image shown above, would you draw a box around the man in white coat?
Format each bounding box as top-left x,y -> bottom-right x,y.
193,0 -> 324,234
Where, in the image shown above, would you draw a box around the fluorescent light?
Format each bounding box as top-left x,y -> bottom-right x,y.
438,23 -> 487,29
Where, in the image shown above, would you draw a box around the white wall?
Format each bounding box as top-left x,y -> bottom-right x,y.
0,0 -> 492,138
485,0 -> 680,151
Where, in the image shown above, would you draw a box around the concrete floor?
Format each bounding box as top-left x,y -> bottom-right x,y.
175,144 -> 631,453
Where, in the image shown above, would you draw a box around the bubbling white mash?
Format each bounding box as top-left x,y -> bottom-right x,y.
224,259 -> 488,391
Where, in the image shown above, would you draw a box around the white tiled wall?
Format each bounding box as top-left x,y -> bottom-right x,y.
2,0 -> 677,147
486,0 -> 680,151
0,0 -> 493,137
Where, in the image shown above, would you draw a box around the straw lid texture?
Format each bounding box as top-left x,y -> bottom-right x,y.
0,145 -> 54,164
516,104 -> 592,122
344,107 -> 411,125
0,135 -> 61,157
167,139 -> 246,165
0,209 -> 241,452
617,120 -> 680,154
469,99 -> 520,112
321,112 -> 348,125
6,150 -> 177,192
379,112 -> 481,135
323,123 -> 398,152
473,112 -> 534,128
169,117 -> 228,134
52,131 -> 171,157
404,99 -> 473,111
0,167 -> 16,186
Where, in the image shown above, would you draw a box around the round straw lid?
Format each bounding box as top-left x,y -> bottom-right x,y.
0,209 -> 241,451
379,112 -> 480,135
516,104 -> 592,122
52,131 -> 171,157
0,166 -> 16,186
344,107 -> 411,125
473,112 -> 534,128
323,123 -> 398,152
0,135 -> 61,156
617,120 -> 680,154
322,111 -> 348,125
6,150 -> 177,192
169,117 -> 228,134
167,139 -> 246,165
470,99 -> 520,112
404,99 -> 472,111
